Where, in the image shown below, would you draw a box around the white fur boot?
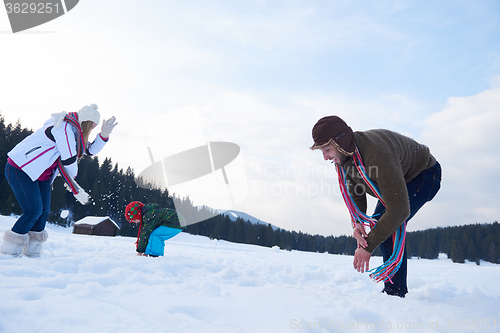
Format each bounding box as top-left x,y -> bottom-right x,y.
1,230 -> 29,256
24,230 -> 49,257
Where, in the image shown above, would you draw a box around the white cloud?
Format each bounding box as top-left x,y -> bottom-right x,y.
422,88 -> 500,169
417,88 -> 500,229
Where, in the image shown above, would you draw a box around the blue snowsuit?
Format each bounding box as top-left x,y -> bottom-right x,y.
137,204 -> 185,256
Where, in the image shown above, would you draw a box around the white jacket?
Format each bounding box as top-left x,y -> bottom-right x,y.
8,117 -> 107,183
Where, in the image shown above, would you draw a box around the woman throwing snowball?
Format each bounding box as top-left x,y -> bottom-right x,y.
1,104 -> 117,257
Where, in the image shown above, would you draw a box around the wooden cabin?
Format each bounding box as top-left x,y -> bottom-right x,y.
73,216 -> 120,237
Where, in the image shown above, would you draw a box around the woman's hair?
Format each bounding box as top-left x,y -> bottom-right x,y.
80,121 -> 95,155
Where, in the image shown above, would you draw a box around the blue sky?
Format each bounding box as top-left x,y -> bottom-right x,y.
1,0 -> 499,236
124,0 -> 499,101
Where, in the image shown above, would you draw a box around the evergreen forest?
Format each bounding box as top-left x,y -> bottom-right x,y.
1,113 -> 499,265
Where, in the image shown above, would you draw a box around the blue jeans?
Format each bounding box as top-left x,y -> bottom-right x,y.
373,161 -> 441,296
5,163 -> 51,234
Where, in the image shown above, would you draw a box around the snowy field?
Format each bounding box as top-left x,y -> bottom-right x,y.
1,215 -> 499,333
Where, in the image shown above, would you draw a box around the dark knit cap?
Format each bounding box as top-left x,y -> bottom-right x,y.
310,116 -> 355,156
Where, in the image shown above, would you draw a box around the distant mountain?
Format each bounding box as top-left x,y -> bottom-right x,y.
219,210 -> 280,231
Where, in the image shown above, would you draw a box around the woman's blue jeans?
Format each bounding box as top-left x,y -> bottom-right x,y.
5,163 -> 51,234
373,161 -> 441,296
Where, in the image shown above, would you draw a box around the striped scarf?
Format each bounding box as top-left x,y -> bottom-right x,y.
336,147 -> 406,284
57,112 -> 85,195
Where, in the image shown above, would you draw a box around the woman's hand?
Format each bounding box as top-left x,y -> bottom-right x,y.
100,116 -> 118,138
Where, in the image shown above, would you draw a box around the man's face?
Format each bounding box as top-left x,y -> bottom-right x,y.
319,144 -> 349,165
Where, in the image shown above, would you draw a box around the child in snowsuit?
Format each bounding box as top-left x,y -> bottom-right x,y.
125,201 -> 186,257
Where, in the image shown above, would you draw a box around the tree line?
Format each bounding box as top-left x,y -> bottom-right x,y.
182,215 -> 500,265
1,113 -> 499,265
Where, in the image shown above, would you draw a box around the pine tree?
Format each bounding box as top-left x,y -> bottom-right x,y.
450,239 -> 465,263
466,239 -> 479,265
263,224 -> 276,247
245,223 -> 257,245
424,231 -> 439,259
318,242 -> 325,253
333,237 -> 345,254
417,237 -> 427,259
297,232 -> 309,251
282,230 -> 294,251
344,237 -> 357,255
211,215 -> 232,240
233,219 -> 246,244
255,224 -> 266,246
274,229 -> 284,249
486,241 -> 497,264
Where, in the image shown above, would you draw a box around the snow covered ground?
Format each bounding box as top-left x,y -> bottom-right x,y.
1,215 -> 499,333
